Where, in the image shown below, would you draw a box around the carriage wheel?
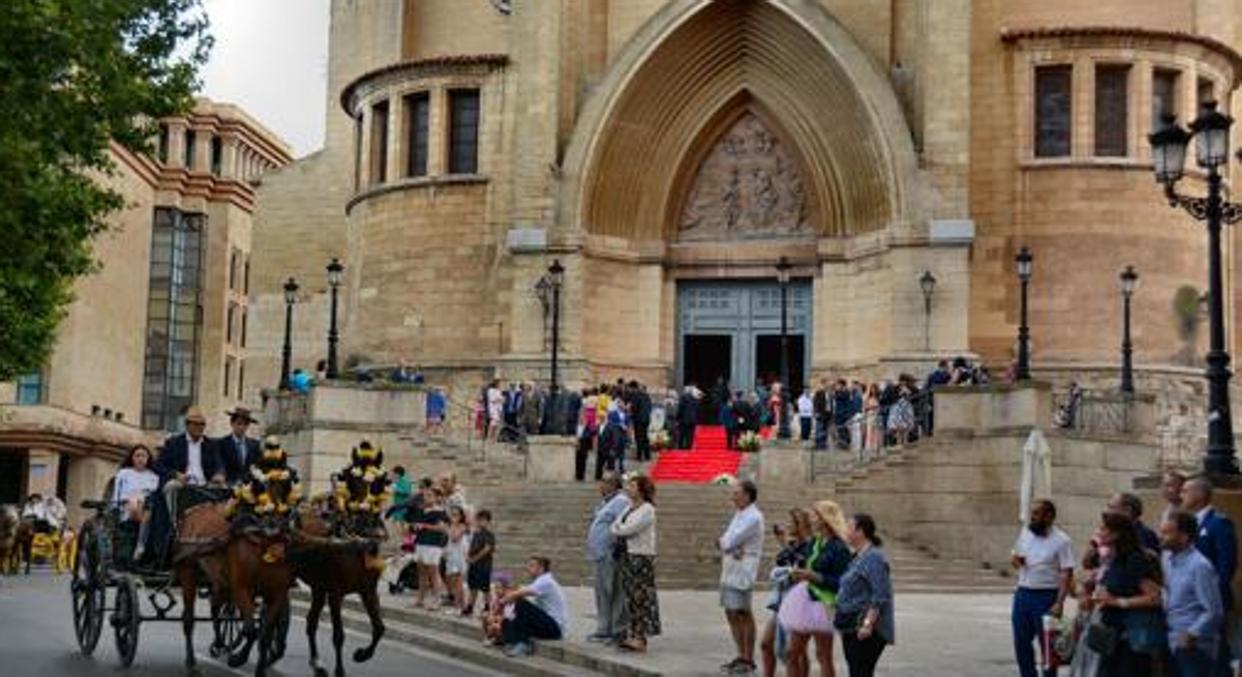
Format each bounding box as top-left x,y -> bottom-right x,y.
211,602 -> 245,657
112,576 -> 140,667
70,531 -> 105,656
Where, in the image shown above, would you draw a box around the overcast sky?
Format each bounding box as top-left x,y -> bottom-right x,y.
199,0 -> 331,157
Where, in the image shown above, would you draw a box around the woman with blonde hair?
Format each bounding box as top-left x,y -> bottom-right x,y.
778,500 -> 852,677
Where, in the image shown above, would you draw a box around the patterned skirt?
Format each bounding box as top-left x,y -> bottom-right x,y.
620,553 -> 662,640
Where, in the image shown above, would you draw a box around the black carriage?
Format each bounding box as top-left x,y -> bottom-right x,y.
69,494 -> 289,668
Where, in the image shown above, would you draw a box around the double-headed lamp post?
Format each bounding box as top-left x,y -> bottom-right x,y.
547,259 -> 565,390
1149,101 -> 1239,475
1015,247 -> 1034,382
920,270 -> 937,352
279,277 -> 299,390
776,256 -> 793,440
325,258 -> 344,379
1119,266 -> 1139,396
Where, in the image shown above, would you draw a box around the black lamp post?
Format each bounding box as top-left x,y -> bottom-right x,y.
1119,265 -> 1138,396
776,256 -> 793,440
1015,247 -> 1033,382
279,277 -> 299,390
1149,102 -> 1239,475
325,258 -> 344,379
547,259 -> 565,390
920,270 -> 937,351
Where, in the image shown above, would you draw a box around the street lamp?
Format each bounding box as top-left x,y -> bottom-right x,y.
325,258 -> 344,379
279,277 -> 299,390
547,259 -> 565,390
1119,265 -> 1139,395
1015,247 -> 1033,382
776,256 -> 793,440
1149,102 -> 1240,475
919,270 -> 937,351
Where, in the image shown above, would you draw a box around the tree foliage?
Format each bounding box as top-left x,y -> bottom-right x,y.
0,0 -> 211,381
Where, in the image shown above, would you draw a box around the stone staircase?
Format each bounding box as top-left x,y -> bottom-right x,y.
468,480 -> 1013,594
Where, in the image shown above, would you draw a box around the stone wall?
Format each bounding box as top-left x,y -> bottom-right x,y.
831,385 -> 1162,570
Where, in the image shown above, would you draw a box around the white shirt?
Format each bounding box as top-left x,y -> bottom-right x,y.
113,468 -> 159,505
527,572 -> 569,635
719,503 -> 764,558
797,394 -> 814,417
186,434 -> 206,485
1013,526 -> 1074,590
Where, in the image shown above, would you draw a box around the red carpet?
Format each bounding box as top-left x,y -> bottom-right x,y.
649,425 -> 743,484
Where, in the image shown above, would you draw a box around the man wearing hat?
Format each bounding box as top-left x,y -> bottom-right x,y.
220,407 -> 260,485
138,406 -> 225,563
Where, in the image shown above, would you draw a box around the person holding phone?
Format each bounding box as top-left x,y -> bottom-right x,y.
1010,499 -> 1074,677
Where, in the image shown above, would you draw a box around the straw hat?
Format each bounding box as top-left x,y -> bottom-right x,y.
184,406 -> 206,424
812,500 -> 848,538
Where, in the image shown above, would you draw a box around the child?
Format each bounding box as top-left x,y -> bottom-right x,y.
481,571 -> 513,645
412,486 -> 448,610
443,505 -> 469,613
465,509 -> 496,616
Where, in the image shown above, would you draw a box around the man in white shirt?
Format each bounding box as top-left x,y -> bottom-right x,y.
497,556 -> 568,657
1010,499 -> 1074,677
718,480 -> 764,675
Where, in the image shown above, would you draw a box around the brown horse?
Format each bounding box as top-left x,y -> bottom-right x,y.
173,497 -> 295,676
292,506 -> 386,677
11,519 -> 33,575
0,505 -> 19,577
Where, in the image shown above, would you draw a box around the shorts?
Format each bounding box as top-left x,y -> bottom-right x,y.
467,563 -> 493,591
720,586 -> 753,611
414,544 -> 443,566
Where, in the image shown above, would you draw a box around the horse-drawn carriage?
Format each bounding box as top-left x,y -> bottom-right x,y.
69,487 -> 291,671
66,436 -> 394,676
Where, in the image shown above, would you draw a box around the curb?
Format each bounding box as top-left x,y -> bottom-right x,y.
291,590 -> 660,677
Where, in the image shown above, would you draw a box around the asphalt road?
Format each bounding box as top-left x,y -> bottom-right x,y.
0,570 -> 501,677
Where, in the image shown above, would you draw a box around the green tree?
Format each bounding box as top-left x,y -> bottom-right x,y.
0,0 -> 211,381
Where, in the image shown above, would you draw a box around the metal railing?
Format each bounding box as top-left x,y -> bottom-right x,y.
1050,389 -> 1138,436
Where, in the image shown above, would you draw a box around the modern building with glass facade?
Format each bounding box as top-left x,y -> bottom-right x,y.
0,99 -> 291,516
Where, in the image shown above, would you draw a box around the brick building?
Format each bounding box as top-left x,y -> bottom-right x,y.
0,99 -> 291,515
249,0 -> 1242,420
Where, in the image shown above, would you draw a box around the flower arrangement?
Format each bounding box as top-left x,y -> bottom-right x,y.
710,473 -> 737,486
737,431 -> 762,452
651,429 -> 670,451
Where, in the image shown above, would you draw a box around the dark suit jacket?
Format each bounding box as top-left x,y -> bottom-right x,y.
1196,507 -> 1238,611
218,435 -> 260,485
156,433 -> 225,485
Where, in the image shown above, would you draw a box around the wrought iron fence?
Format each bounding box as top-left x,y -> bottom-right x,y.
1050,389 -> 1138,436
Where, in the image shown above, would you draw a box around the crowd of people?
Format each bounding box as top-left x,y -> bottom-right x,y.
1012,471 -> 1238,677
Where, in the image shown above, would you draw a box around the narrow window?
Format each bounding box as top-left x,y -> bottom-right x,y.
405,92 -> 430,177
1198,77 -> 1216,110
243,256 -> 250,295
158,124 -> 170,164
369,100 -> 389,185
227,302 -> 236,345
229,248 -> 239,290
238,361 -> 245,399
240,308 -> 247,348
224,357 -> 233,397
1152,68 -> 1179,129
448,89 -> 481,174
1035,66 -> 1072,157
1094,65 -> 1129,157
352,114 -> 363,190
184,129 -> 197,170
210,135 -> 223,175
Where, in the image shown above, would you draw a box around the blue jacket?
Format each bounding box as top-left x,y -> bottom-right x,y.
586,491 -> 632,562
1196,508 -> 1238,611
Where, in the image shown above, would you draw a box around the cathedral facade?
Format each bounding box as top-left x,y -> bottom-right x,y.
249,0 -> 1242,410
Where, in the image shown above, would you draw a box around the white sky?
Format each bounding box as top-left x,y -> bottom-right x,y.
199,0 -> 331,157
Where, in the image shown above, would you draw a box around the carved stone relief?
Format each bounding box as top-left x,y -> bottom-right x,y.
678,113 -> 810,241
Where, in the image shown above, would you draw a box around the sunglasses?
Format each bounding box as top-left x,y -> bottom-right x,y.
265,444 -> 281,450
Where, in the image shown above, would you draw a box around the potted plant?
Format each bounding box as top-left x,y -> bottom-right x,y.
737,431 -> 762,452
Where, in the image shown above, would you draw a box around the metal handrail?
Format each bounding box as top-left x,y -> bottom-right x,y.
807,390 -> 935,481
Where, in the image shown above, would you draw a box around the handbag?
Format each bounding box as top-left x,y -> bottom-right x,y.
1084,621 -> 1118,657
832,609 -> 864,633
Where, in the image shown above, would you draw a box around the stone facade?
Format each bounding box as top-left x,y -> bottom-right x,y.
248,0 -> 1242,426
0,99 -> 291,512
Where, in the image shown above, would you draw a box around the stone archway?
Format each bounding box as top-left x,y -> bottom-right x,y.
559,0 -> 921,243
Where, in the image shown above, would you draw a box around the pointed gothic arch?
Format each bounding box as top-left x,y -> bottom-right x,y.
559,0 -> 919,243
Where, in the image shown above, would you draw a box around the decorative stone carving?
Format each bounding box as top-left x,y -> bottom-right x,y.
679,113 -> 810,241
